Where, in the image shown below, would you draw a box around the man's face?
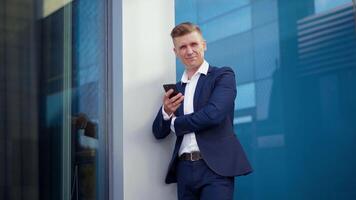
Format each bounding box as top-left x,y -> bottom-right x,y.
173,31 -> 207,71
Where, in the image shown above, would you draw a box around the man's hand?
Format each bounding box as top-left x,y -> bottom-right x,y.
163,89 -> 184,116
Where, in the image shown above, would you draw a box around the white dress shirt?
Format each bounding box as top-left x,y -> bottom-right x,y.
162,60 -> 209,156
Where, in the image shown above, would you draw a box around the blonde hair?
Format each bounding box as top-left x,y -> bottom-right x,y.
170,22 -> 203,39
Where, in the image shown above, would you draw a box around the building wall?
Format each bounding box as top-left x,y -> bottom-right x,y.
118,0 -> 177,199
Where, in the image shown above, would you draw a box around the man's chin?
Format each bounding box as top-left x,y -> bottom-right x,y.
185,60 -> 198,66
185,64 -> 200,70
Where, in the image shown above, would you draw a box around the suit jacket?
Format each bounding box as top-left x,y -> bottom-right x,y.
152,66 -> 252,184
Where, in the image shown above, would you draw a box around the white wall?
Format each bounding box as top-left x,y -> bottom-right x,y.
121,0 -> 177,199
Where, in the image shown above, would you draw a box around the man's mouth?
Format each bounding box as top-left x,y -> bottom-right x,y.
186,57 -> 196,61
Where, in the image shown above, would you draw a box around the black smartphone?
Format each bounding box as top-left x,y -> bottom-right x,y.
163,84 -> 179,98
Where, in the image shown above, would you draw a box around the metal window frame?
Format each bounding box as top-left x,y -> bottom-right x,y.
107,0 -> 123,200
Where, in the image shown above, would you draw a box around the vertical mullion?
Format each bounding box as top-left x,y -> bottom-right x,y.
62,3 -> 72,200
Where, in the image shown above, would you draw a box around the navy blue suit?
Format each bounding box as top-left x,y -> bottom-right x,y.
152,66 -> 252,185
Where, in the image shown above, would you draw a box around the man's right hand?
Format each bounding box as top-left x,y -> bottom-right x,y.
163,89 -> 184,116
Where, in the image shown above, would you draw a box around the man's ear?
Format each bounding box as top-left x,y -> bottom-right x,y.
173,47 -> 178,56
203,40 -> 207,51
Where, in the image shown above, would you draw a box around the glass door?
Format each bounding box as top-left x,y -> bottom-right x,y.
0,0 -> 109,199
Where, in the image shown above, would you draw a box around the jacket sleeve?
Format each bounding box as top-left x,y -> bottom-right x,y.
152,106 -> 172,139
173,67 -> 236,137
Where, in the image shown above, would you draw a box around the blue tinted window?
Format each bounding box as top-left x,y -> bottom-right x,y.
255,78 -> 274,120
175,0 -> 198,23
200,6 -> 252,42
175,0 -> 356,199
236,82 -> 256,110
197,0 -> 249,22
252,0 -> 278,27
315,0 -> 352,13
253,22 -> 279,80
0,0 -> 109,199
206,32 -> 254,84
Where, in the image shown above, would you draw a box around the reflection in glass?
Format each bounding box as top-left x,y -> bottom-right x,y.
201,6 -> 251,42
236,83 -> 256,110
314,0 -> 352,13
197,0 -> 249,22
175,0 -> 356,199
0,0 -> 108,199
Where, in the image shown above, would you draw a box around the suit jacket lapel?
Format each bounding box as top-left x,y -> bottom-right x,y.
194,66 -> 212,111
176,82 -> 186,116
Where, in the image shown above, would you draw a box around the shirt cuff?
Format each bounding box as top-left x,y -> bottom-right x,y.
161,106 -> 173,120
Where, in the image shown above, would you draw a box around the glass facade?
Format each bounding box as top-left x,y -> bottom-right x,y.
0,0 -> 109,199
175,0 -> 356,199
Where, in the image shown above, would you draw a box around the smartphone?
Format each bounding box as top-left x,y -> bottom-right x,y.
163,84 -> 179,98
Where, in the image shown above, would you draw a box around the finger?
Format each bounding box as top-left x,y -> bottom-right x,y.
163,90 -> 173,102
164,100 -> 173,109
170,92 -> 183,102
165,89 -> 174,98
172,95 -> 184,105
163,96 -> 169,104
172,103 -> 182,111
176,95 -> 184,103
171,96 -> 184,110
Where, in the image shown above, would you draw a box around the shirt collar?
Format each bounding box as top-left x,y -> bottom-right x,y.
181,60 -> 209,83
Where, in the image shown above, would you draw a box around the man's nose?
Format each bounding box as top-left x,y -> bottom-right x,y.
186,46 -> 193,54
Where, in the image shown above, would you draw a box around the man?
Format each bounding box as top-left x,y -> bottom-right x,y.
152,22 -> 252,200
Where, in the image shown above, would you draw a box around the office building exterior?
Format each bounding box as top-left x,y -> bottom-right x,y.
1,0 -> 355,199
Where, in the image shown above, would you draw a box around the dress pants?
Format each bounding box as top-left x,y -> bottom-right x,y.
177,159 -> 235,200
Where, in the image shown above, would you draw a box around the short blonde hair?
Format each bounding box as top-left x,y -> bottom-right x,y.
170,22 -> 203,39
